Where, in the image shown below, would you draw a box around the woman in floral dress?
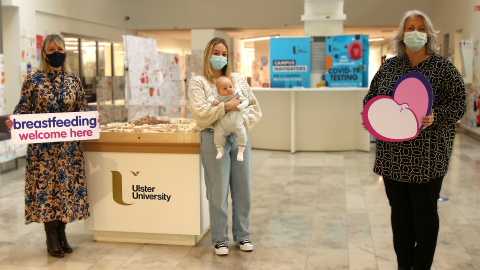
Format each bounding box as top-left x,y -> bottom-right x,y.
6,35 -> 89,258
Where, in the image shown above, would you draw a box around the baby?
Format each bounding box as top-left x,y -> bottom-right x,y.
207,76 -> 249,161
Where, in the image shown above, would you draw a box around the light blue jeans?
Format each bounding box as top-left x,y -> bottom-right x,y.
200,129 -> 251,245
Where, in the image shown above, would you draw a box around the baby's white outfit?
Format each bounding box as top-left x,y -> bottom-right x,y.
207,90 -> 249,161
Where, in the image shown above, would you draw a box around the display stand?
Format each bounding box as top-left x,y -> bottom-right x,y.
83,135 -> 209,246
249,87 -> 370,153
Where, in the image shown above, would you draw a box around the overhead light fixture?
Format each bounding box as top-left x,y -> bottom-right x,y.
242,35 -> 279,42
369,38 -> 385,42
243,48 -> 254,51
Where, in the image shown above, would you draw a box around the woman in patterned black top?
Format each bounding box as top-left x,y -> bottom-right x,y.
362,11 -> 466,270
6,35 -> 89,258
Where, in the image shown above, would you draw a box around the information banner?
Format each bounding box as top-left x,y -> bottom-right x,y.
11,111 -> 99,144
270,37 -> 311,88
362,35 -> 370,87
325,35 -> 364,87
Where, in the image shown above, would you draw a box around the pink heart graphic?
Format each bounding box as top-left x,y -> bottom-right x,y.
363,72 -> 433,142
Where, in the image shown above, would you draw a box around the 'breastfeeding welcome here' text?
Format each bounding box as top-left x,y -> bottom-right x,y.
10,111 -> 100,144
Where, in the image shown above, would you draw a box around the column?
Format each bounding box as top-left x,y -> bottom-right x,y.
2,0 -> 36,114
302,0 -> 346,37
191,29 -> 230,56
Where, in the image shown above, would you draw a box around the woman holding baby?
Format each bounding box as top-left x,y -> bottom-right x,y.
189,38 -> 262,255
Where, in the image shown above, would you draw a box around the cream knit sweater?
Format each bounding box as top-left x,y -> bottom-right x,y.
188,73 -> 262,132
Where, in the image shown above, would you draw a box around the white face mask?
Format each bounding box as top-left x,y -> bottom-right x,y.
403,31 -> 427,52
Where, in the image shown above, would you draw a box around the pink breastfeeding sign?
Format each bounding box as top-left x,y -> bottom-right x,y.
10,111 -> 100,144
363,72 -> 433,142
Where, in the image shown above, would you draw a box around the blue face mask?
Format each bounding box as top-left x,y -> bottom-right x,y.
403,31 -> 427,52
210,55 -> 228,70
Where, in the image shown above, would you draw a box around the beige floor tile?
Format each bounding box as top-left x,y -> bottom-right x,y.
1,134 -> 480,269
87,259 -> 126,270
348,242 -> 378,270
305,248 -> 349,270
0,266 -> 45,270
434,259 -> 480,270
44,261 -> 93,270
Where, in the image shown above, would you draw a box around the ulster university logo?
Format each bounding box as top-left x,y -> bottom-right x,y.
112,171 -> 134,206
112,171 -> 172,206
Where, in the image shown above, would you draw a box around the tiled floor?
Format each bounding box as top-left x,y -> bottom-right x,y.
1,133 -> 480,269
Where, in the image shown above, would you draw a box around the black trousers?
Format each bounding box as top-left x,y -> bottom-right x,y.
383,176 -> 444,270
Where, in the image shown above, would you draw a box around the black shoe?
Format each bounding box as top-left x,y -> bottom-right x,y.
236,240 -> 253,251
214,243 -> 229,255
44,221 -> 65,258
57,222 -> 73,253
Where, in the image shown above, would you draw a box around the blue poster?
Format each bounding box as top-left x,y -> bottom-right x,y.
325,35 -> 364,87
270,37 -> 310,88
362,35 -> 370,88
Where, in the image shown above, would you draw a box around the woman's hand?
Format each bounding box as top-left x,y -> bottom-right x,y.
5,115 -> 12,131
360,112 -> 367,130
421,109 -> 434,129
225,95 -> 241,111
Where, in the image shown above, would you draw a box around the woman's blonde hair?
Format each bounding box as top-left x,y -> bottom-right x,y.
392,10 -> 439,58
38,34 -> 71,74
202,37 -> 232,85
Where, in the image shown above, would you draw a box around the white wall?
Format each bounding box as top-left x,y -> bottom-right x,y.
137,31 -> 191,56
35,0 -> 128,29
432,0 -> 480,134
191,29 -> 230,53
2,6 -> 21,114
36,12 -> 128,42
344,0 -> 435,26
125,0 -> 304,29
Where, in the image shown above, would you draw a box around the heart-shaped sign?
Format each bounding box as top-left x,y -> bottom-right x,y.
363,72 -> 433,142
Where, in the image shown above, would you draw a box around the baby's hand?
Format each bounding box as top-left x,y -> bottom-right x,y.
213,100 -> 220,106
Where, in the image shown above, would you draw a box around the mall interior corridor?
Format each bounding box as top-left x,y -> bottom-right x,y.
0,132 -> 479,270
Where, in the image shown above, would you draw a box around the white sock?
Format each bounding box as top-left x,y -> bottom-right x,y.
216,148 -> 224,159
237,146 -> 246,161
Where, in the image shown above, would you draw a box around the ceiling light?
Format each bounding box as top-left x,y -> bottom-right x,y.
243,48 -> 254,51
242,35 -> 279,42
368,38 -> 385,42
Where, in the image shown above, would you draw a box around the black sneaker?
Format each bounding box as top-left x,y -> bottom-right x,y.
214,243 -> 229,255
236,240 -> 253,251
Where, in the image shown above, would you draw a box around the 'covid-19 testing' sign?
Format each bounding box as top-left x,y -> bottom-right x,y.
325,35 -> 365,88
11,111 -> 100,144
270,37 -> 311,88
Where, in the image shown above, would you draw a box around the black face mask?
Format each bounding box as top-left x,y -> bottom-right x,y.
45,51 -> 66,68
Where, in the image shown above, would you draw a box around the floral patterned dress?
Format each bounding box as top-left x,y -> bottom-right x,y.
14,70 -> 90,224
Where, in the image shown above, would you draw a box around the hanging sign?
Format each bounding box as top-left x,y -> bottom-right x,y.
362,72 -> 433,142
325,35 -> 365,87
10,111 -> 100,144
270,37 -> 311,88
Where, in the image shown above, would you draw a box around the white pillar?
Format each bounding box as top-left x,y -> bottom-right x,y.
302,0 -> 346,37
230,37 -> 243,74
2,0 -> 36,114
191,29 -> 230,56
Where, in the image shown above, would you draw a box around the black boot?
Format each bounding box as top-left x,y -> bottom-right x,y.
57,222 -> 73,253
44,221 -> 65,258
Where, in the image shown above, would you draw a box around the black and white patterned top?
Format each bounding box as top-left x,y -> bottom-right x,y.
363,54 -> 466,183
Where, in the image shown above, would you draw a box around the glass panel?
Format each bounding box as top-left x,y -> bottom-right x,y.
81,39 -> 97,102
113,43 -> 125,76
98,42 -> 112,77
64,38 -> 80,77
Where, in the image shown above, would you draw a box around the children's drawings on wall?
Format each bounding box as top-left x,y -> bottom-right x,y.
123,35 -> 184,119
158,52 -> 183,112
124,35 -> 161,107
186,54 -> 202,99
